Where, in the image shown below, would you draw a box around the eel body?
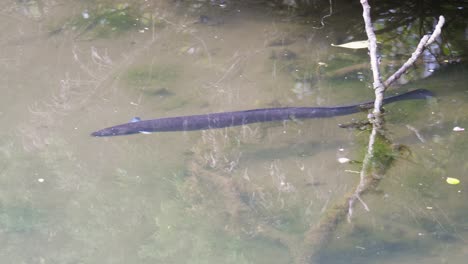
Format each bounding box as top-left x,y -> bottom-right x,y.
91,89 -> 433,137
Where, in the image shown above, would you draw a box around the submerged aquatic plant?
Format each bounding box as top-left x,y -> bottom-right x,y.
72,3 -> 153,38
126,65 -> 179,87
125,64 -> 182,101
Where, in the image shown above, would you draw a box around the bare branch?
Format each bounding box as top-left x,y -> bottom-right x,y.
383,35 -> 430,87
360,0 -> 383,91
384,16 -> 445,87
426,16 -> 445,44
347,13 -> 445,222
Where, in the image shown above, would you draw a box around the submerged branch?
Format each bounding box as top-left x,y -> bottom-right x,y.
344,1 -> 389,225
301,4 -> 445,263
347,5 -> 445,222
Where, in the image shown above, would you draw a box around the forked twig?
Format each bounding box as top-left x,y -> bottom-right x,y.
300,8 -> 445,262
384,16 -> 445,87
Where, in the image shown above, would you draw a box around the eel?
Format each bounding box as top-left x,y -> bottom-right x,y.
91,89 -> 433,137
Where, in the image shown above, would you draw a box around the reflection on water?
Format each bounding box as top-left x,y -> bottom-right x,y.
1,0 -> 467,263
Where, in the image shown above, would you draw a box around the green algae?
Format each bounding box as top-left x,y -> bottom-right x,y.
72,3 -> 150,38
126,65 -> 180,87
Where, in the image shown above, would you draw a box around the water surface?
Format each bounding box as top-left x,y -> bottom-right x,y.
1,1 -> 467,263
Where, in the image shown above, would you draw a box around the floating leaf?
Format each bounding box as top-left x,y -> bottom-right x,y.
338,158 -> 351,164
446,177 -> 460,185
331,40 -> 369,49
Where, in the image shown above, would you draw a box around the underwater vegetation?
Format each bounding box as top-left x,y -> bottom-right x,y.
71,3 -> 155,38
126,65 -> 179,88
124,64 -> 183,104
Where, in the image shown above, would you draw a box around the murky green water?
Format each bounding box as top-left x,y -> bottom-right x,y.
1,0 -> 467,263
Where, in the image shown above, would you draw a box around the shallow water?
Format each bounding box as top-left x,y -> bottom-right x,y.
1,1 -> 467,263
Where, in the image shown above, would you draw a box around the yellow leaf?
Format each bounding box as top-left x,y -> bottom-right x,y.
446,177 -> 460,185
